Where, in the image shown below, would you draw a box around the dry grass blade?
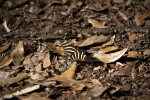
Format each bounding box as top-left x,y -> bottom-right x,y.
93,48 -> 128,63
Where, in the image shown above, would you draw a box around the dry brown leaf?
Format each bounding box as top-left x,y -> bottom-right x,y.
134,11 -> 145,26
43,52 -> 51,68
143,49 -> 150,56
93,48 -> 128,63
12,65 -> 23,70
79,85 -> 109,99
87,2 -> 108,11
0,54 -> 13,69
31,56 -> 39,66
47,42 -> 65,55
0,43 -> 10,53
88,19 -> 108,28
129,33 -> 138,42
75,35 -> 109,47
118,10 -> 128,21
113,18 -> 124,26
113,0 -> 124,3
61,64 -> 77,79
23,56 -> 35,71
101,41 -> 113,48
100,46 -> 118,53
128,51 -> 138,58
4,85 -> 40,99
141,10 -> 150,19
113,63 -> 135,76
131,67 -> 137,80
11,41 -> 24,65
17,92 -> 50,100
0,72 -> 28,86
48,75 -> 85,90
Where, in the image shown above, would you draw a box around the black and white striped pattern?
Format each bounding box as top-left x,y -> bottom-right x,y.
61,41 -> 86,61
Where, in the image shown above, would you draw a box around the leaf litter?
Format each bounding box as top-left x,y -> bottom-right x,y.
0,0 -> 150,99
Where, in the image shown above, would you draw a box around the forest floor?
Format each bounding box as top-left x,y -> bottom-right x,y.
0,0 -> 150,100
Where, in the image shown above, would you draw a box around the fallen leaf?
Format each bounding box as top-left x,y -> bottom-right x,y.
93,48 -> 128,63
4,85 -> 40,99
30,73 -> 44,81
35,63 -> 42,73
47,42 -> 65,55
79,85 -> 109,99
43,52 -> 51,68
12,65 -> 23,70
141,10 -> 150,19
61,64 -> 77,79
0,72 -> 28,86
48,75 -> 85,91
113,0 -> 124,3
134,11 -> 145,26
100,46 -> 118,53
128,51 -> 138,58
113,18 -> 124,26
11,41 -> 24,65
23,56 -> 35,71
110,84 -> 131,94
0,71 -> 10,80
129,33 -> 138,42
118,10 -> 128,20
143,49 -> 150,56
31,56 -> 39,66
131,67 -> 137,80
113,63 -> 135,76
17,92 -> 50,100
87,2 -> 108,11
0,43 -> 10,53
137,95 -> 150,100
75,35 -> 109,47
88,19 -> 108,28
0,54 -> 13,69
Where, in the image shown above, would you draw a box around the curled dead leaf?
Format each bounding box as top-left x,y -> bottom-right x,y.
93,48 -> 128,63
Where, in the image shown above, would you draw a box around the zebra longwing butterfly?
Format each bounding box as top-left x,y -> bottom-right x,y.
61,41 -> 86,61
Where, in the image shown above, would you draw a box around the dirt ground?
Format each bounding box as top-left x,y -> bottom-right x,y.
0,0 -> 150,100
